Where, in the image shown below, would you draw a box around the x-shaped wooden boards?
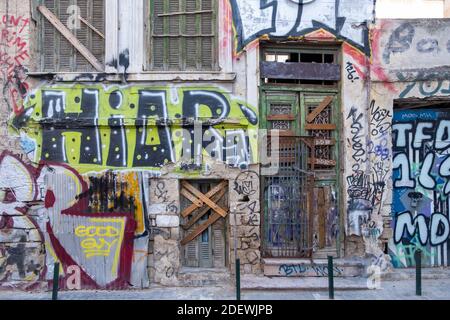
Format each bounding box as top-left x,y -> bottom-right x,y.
180,181 -> 228,246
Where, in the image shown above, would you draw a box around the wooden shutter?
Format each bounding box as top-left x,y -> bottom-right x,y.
150,0 -> 216,71
181,181 -> 228,268
40,0 -> 104,72
185,240 -> 198,267
265,92 -> 299,137
212,221 -> 225,268
200,0 -> 213,69
305,94 -> 337,168
199,229 -> 212,267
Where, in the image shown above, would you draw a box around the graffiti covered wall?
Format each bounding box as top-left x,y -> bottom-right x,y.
392,110 -> 450,267
1,82 -> 259,290
230,0 -> 375,54
371,19 -> 450,268
2,0 -> 450,292
12,85 -> 259,172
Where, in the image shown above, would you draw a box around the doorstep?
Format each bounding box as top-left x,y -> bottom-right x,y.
241,274 -> 371,291
263,258 -> 368,278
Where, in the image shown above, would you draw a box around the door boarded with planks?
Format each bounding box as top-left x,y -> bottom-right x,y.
180,180 -> 228,268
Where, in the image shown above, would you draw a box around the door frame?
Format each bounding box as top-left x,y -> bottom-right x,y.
259,84 -> 344,258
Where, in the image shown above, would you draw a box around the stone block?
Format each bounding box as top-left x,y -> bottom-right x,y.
170,227 -> 180,241
156,215 -> 180,228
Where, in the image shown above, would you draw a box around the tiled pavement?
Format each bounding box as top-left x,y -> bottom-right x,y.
0,279 -> 449,300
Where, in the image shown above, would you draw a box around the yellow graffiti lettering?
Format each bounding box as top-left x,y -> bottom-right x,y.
80,238 -> 119,259
75,225 -> 120,238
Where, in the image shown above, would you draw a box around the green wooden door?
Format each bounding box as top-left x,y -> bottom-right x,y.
261,87 -> 341,257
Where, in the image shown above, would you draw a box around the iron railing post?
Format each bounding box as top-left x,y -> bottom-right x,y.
52,263 -> 60,301
415,249 -> 422,296
328,256 -> 335,300
236,258 -> 241,301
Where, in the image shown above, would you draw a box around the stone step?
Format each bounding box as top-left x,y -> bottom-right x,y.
177,268 -> 231,287
241,275 -> 371,291
263,258 -> 367,278
382,268 -> 450,281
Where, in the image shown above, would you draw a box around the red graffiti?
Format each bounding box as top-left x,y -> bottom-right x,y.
0,15 -> 30,115
369,22 -> 397,93
0,214 -> 14,229
0,151 -> 137,290
44,190 -> 56,209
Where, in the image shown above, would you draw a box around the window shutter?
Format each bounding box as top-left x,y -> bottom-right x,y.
58,0 -> 74,72
199,237 -> 212,267
151,0 -> 165,70
75,0 -> 90,71
91,0 -> 105,66
40,0 -> 104,72
201,0 -> 213,70
213,222 -> 225,268
150,0 -> 216,71
185,239 -> 198,267
42,0 -> 57,72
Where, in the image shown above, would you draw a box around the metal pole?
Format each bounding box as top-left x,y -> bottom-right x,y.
415,249 -> 422,296
328,256 -> 334,300
52,262 -> 60,301
233,204 -> 240,301
236,258 -> 241,301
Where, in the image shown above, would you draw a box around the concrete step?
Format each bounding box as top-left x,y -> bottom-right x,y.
177,268 -> 231,287
382,267 -> 450,281
241,275 -> 371,291
263,258 -> 367,278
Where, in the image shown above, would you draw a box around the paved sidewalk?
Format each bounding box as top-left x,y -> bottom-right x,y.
0,279 -> 449,300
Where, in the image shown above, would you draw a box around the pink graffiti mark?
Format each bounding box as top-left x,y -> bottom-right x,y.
369,22 -> 398,93
0,15 -> 30,115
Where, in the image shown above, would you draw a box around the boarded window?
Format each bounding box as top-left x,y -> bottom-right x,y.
37,0 -> 105,72
149,0 -> 217,71
181,181 -> 227,268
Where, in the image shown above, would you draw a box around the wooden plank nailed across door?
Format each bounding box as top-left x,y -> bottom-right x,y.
182,181 -> 228,218
181,181 -> 228,218
180,180 -> 229,246
305,124 -> 337,131
306,96 -> 334,123
183,188 -> 227,231
308,158 -> 337,167
180,188 -> 203,208
181,213 -> 222,246
38,5 -> 104,71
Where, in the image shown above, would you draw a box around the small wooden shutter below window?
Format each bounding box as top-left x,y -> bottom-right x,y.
185,240 -> 198,267
199,235 -> 212,267
213,222 -> 226,268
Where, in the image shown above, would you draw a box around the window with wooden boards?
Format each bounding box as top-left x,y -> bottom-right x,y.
148,0 -> 217,71
36,0 -> 105,72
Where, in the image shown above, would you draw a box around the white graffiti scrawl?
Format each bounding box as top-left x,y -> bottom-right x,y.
229,0 -> 374,54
